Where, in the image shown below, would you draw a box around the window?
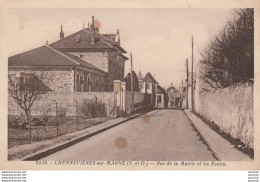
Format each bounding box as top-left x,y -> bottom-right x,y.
76,73 -> 80,92
80,54 -> 84,58
80,72 -> 84,92
158,95 -> 162,102
84,72 -> 88,92
147,83 -> 150,89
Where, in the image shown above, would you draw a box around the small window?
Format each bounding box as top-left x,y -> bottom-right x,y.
80,55 -> 84,58
158,95 -> 162,102
147,83 -> 150,89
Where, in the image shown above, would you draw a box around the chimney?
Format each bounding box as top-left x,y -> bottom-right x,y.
60,25 -> 64,40
92,16 -> 95,27
91,16 -> 95,44
115,29 -> 120,45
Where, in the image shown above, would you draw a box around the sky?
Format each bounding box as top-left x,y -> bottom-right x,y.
8,8 -> 234,89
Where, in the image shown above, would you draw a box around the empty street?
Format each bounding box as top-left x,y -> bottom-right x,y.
43,109 -> 217,161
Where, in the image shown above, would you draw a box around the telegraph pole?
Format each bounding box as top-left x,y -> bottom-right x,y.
191,35 -> 194,112
181,80 -> 183,108
130,53 -> 134,113
186,58 -> 189,109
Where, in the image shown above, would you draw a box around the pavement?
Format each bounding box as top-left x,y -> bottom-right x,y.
9,108 -> 153,161
42,109 -> 217,161
184,109 -> 252,161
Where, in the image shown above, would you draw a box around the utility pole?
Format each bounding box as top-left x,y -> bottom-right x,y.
191,35 -> 194,112
181,80 -> 183,108
186,58 -> 189,109
130,53 -> 134,113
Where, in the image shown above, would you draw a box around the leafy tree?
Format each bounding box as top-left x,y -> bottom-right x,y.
201,9 -> 254,88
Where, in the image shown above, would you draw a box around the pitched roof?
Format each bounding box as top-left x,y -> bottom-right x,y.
143,72 -> 157,83
8,46 -> 78,67
137,71 -> 143,80
156,85 -> 166,94
120,54 -> 129,60
166,86 -> 179,93
8,45 -> 106,73
103,34 -> 116,41
50,28 -> 127,53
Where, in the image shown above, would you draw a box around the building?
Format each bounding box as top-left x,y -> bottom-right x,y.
8,16 -> 128,116
138,72 -> 167,108
167,84 -> 181,107
139,72 -> 157,94
8,16 -> 128,93
139,72 -> 158,105
155,86 -> 167,108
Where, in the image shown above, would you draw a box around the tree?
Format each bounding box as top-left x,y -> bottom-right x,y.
201,9 -> 254,88
125,71 -> 140,92
8,72 -> 50,142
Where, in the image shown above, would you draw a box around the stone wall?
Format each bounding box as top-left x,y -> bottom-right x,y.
8,92 -> 115,117
69,52 -> 109,73
9,67 -> 74,93
73,92 -> 115,117
195,82 -> 254,149
125,91 -> 151,114
69,50 -> 125,92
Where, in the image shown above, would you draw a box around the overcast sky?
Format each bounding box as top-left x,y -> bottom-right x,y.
8,8 -> 234,89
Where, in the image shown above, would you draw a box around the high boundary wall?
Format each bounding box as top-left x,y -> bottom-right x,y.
195,81 -> 254,149
125,91 -> 151,113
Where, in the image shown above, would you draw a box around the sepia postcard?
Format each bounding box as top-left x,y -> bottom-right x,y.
0,0 -> 259,170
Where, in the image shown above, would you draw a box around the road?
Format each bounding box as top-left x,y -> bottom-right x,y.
43,109 -> 217,161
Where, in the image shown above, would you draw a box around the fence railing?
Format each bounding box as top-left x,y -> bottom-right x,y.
8,98 -> 115,148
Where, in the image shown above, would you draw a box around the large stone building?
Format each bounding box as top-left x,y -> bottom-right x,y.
8,16 -> 128,116
8,16 -> 128,93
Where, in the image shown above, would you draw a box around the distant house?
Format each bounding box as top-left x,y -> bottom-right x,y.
138,72 -> 167,107
139,72 -> 158,105
167,85 -> 181,107
155,86 -> 167,108
139,72 -> 157,94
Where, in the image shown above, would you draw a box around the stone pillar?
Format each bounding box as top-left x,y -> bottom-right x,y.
113,80 -> 121,117
121,82 -> 126,113
113,79 -> 122,104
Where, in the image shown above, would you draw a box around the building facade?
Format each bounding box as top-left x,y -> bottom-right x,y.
50,16 -> 128,91
155,86 -> 167,108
